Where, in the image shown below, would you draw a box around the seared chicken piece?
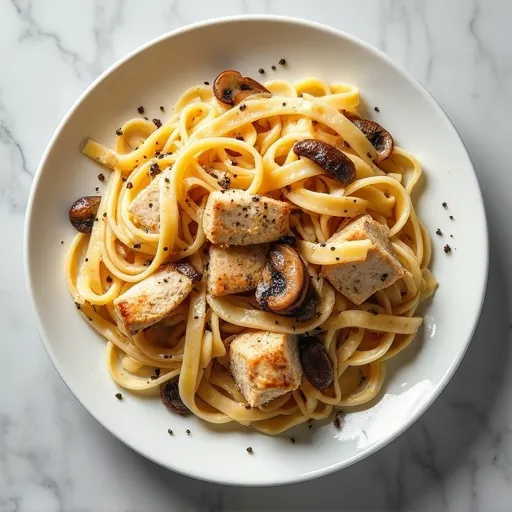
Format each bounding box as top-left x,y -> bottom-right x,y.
230,331 -> 302,407
208,244 -> 268,297
113,262 -> 201,335
128,175 -> 162,233
203,190 -> 290,245
323,215 -> 404,305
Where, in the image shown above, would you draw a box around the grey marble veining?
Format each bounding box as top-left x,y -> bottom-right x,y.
1,0 -> 511,510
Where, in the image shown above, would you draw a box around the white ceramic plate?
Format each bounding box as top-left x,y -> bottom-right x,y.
24,15 -> 488,486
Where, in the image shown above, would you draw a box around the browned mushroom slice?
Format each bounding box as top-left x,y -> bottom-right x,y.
344,112 -> 394,163
69,196 -> 101,233
174,261 -> 203,283
299,336 -> 334,390
293,139 -> 356,186
291,277 -> 320,323
160,379 -> 190,415
213,70 -> 271,106
255,245 -> 319,322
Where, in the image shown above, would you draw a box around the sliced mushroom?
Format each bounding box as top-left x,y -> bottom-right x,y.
160,379 -> 190,415
255,245 -> 319,322
293,139 -> 356,186
344,112 -> 394,163
69,196 -> 101,233
299,336 -> 334,390
213,70 -> 271,106
174,261 -> 203,283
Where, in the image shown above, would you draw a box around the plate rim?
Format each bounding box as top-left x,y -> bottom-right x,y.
23,14 -> 489,486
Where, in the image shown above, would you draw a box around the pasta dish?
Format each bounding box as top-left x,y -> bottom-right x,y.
66,70 -> 437,435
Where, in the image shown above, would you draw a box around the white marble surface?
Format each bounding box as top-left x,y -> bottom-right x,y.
1,0 -> 511,510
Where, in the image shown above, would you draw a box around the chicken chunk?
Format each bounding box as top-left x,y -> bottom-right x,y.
113,262 -> 201,335
128,175 -> 162,233
203,190 -> 290,245
207,244 -> 268,297
323,215 -> 404,305
230,331 -> 302,407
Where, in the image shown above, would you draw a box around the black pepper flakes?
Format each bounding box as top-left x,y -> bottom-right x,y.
160,106 -> 165,112
442,202 -> 448,208
126,182 -> 133,189
163,247 -> 168,251
239,104 -> 247,112
334,413 -> 341,429
374,106 -> 380,112
308,424 -> 313,429
204,81 -> 210,85
282,102 -> 287,107
279,58 -> 287,66
252,196 -> 260,202
137,106 -> 145,114
133,243 -> 141,249
149,203 -> 153,208
246,447 -> 253,454
218,175 -> 231,190
449,215 -> 454,220
167,429 -> 173,435
186,429 -> 191,435
75,302 -> 81,310
444,244 -> 452,253
164,177 -> 170,183
380,273 -> 388,281
98,173 -> 105,182
367,308 -> 379,316
95,187 -> 99,192
436,229 -> 442,236
115,393 -> 123,400
290,437 -> 296,444
106,275 -> 113,283
153,118 -> 162,128
258,68 -> 265,74
331,247 -> 336,251
271,65 -> 276,70
150,163 -> 161,177
116,128 -> 123,136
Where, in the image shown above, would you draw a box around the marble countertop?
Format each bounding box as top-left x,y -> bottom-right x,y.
2,0 -> 511,510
